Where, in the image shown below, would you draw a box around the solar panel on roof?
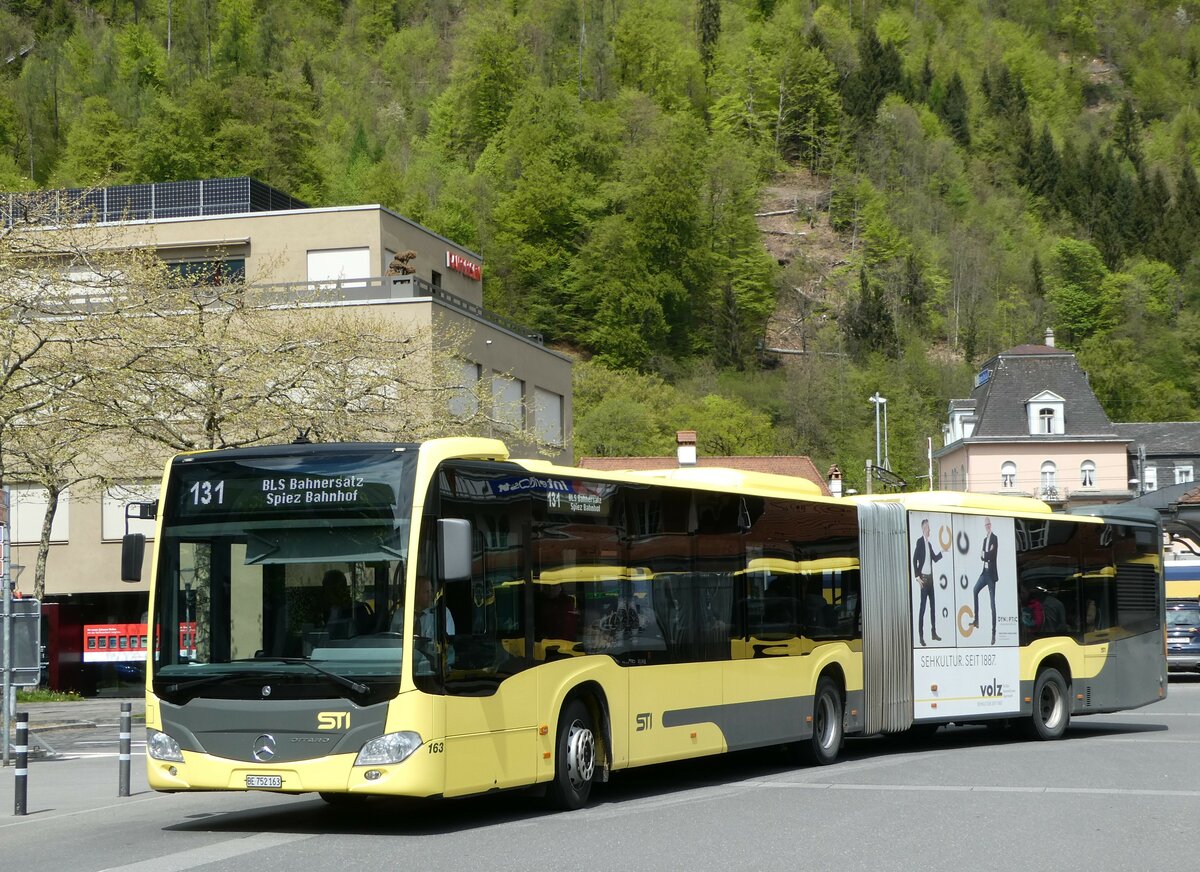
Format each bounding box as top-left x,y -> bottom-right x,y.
155,180 -> 202,218
1,177 -> 309,226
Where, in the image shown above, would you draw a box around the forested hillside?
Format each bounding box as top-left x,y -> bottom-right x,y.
4,0 -> 1200,489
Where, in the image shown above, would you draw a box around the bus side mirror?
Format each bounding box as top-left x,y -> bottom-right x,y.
438,519 -> 473,582
121,534 -> 146,583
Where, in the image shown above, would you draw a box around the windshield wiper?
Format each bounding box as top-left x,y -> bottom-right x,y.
160,672 -> 234,694
229,657 -> 370,696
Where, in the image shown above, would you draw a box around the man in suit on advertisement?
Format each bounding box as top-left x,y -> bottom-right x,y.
912,518 -> 943,646
970,517 -> 999,645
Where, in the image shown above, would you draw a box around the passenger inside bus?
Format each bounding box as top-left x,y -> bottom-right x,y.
322,569 -> 373,638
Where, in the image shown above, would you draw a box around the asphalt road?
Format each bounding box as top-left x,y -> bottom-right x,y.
3,682 -> 1200,871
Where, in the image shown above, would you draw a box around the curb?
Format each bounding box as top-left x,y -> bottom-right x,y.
27,721 -> 98,733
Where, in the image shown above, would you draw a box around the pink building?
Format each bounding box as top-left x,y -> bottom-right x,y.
934,331 -> 1132,509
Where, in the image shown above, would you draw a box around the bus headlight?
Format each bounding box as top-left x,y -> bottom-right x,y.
354,731 -> 423,766
147,729 -> 185,762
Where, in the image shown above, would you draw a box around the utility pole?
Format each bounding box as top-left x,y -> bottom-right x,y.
927,437 -> 934,491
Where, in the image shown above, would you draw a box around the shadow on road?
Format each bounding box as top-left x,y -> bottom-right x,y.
160,716 -> 1168,836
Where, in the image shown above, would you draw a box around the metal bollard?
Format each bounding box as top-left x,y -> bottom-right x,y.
118,702 -> 131,797
14,712 -> 27,815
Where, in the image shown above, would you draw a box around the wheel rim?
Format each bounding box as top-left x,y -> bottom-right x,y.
1039,681 -> 1063,730
565,719 -> 595,790
814,692 -> 837,750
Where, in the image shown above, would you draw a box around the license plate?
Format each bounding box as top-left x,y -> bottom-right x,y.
246,775 -> 283,789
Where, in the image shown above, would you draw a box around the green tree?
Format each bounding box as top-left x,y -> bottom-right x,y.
427,11 -> 532,162
1046,238 -> 1113,344
53,96 -> 132,185
843,30 -> 902,125
670,394 -> 775,455
697,0 -> 720,75
842,267 -> 898,359
1113,97 -> 1142,167
938,71 -> 970,147
771,41 -> 842,169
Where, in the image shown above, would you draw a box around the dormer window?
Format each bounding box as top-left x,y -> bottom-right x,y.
1026,391 -> 1065,435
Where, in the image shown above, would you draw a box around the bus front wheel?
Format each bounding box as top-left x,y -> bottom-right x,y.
547,699 -> 597,810
800,676 -> 844,766
1026,667 -> 1069,740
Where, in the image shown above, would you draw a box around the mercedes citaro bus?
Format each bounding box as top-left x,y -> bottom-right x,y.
122,438 -> 1166,809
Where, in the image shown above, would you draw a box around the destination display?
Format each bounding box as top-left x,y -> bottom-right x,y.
492,474 -> 616,515
172,463 -> 397,519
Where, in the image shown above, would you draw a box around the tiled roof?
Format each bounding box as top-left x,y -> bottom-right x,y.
969,348 -> 1117,438
1112,422 -> 1200,456
1180,486 -> 1200,505
577,456 -> 831,495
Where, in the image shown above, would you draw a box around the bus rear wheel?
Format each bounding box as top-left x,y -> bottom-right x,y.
547,699 -> 597,810
1026,666 -> 1069,740
799,676 -> 844,766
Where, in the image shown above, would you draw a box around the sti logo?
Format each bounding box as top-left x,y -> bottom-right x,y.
317,711 -> 351,730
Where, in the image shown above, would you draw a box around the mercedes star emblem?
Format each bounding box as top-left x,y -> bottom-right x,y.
252,734 -> 277,762
261,685 -> 272,697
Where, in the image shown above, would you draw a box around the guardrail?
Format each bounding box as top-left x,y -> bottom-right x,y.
249,275 -> 544,344
25,275 -> 546,346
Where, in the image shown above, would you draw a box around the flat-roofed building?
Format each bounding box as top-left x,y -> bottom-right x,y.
2,178 -> 573,692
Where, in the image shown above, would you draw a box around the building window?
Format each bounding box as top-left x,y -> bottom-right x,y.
101,483 -> 159,541
307,247 -> 371,289
1145,466 -> 1158,492
1176,465 -> 1194,485
431,270 -> 442,288
1041,461 -> 1057,490
533,387 -> 564,445
449,362 -> 481,419
167,258 -> 245,287
1001,461 -> 1016,489
1080,460 -> 1096,488
1039,408 -> 1055,434
10,485 -> 70,545
491,374 -> 524,430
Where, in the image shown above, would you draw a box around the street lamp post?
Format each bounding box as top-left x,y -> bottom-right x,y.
869,392 -> 887,469
882,398 -> 890,470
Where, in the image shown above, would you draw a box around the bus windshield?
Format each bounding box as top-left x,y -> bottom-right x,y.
150,446 -> 418,703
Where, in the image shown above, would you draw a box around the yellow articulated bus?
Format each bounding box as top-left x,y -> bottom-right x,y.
122,438 -> 1165,810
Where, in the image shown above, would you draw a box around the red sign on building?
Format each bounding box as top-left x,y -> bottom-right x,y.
446,251 -> 482,281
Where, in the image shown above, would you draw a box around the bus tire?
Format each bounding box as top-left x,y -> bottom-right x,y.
547,699 -> 597,810
1026,667 -> 1069,740
800,676 -> 844,766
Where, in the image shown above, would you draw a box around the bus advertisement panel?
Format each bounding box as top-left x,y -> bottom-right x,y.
910,512 -> 1020,720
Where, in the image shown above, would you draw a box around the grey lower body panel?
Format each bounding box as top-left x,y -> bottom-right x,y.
662,689 -> 865,752
1067,631 -> 1166,716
